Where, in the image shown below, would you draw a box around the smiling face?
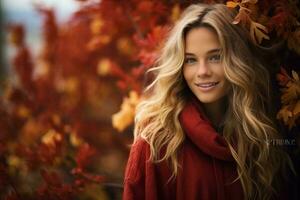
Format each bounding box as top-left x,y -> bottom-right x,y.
183,26 -> 230,105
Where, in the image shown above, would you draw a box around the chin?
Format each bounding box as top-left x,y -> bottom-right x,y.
198,98 -> 217,104
195,94 -> 225,104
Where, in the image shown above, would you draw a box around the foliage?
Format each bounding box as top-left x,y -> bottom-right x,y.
0,0 -> 299,199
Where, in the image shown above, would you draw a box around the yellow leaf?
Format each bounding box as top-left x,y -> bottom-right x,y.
7,155 -> 22,168
56,77 -> 79,94
171,4 -> 181,22
293,100 -> 300,115
17,105 -> 31,118
34,60 -> 50,79
90,16 -> 104,35
112,109 -> 133,132
86,35 -> 111,51
112,91 -> 140,132
226,1 -> 239,8
70,132 -> 84,147
277,105 -> 293,124
97,58 -> 111,76
292,70 -> 299,81
21,118 -> 43,144
41,129 -> 62,146
117,37 -> 134,56
250,21 -> 270,44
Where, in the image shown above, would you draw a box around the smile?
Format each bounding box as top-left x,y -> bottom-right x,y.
195,82 -> 219,91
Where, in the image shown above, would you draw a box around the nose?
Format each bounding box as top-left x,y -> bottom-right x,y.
196,60 -> 212,77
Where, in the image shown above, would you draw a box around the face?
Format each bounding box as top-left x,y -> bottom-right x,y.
183,27 -> 230,104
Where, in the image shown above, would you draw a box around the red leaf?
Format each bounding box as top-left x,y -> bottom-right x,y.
40,169 -> 62,187
277,67 -> 291,86
75,143 -> 96,169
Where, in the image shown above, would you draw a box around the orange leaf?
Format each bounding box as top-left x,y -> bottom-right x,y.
226,1 -> 239,8
232,7 -> 251,24
171,4 -> 181,22
281,81 -> 300,104
293,100 -> 300,115
277,105 -> 293,124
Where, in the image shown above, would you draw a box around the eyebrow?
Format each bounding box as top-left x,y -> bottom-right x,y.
185,48 -> 221,56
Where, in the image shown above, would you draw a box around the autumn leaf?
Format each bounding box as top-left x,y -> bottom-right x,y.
277,105 -> 293,125
97,58 -> 112,76
281,82 -> 299,104
277,70 -> 300,129
292,70 -> 299,81
86,35 -> 111,51
17,105 -> 31,118
250,21 -> 270,44
277,67 -> 291,86
112,91 -> 140,132
41,129 -> 62,146
232,7 -> 251,25
69,131 -> 84,147
226,1 -> 239,8
293,100 -> 300,115
90,16 -> 104,35
40,169 -> 62,187
76,143 -> 96,169
281,71 -> 300,104
171,4 -> 181,22
137,1 -> 154,13
117,37 -> 135,56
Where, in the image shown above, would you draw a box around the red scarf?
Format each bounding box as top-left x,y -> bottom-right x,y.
179,96 -> 233,161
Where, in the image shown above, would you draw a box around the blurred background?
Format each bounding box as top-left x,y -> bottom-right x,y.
0,0 -> 299,199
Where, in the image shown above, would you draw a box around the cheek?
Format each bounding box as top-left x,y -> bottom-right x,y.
221,79 -> 231,94
214,67 -> 226,80
182,67 -> 193,82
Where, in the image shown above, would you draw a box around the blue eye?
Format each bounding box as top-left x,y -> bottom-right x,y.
184,57 -> 197,65
208,54 -> 221,62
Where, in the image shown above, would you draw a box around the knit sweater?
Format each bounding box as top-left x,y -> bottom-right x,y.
123,98 -> 244,200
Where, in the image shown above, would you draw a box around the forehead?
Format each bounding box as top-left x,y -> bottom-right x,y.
184,27 -> 221,53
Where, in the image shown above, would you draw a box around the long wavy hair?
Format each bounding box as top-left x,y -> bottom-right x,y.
134,3 -> 293,200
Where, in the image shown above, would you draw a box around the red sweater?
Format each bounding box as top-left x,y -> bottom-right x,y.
123,98 -> 244,200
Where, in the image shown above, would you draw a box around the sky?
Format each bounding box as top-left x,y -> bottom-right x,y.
2,0 -> 83,73
1,0 -> 80,23
3,0 -> 81,20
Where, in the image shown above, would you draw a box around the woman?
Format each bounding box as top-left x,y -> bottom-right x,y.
123,3 -> 294,200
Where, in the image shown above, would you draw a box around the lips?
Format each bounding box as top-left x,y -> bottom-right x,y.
195,82 -> 219,88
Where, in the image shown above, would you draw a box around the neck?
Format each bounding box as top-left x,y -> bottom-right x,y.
202,97 -> 228,130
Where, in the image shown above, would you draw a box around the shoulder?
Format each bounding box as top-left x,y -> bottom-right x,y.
124,138 -> 151,183
129,138 -> 150,162
131,138 -> 149,151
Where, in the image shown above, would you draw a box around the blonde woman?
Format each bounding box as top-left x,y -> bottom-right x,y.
123,3 -> 295,200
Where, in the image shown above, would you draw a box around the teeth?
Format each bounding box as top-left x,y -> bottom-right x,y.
197,82 -> 218,87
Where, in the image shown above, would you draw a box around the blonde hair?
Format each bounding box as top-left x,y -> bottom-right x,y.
134,3 -> 292,200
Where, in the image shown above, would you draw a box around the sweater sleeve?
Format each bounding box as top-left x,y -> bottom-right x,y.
123,139 -> 149,200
